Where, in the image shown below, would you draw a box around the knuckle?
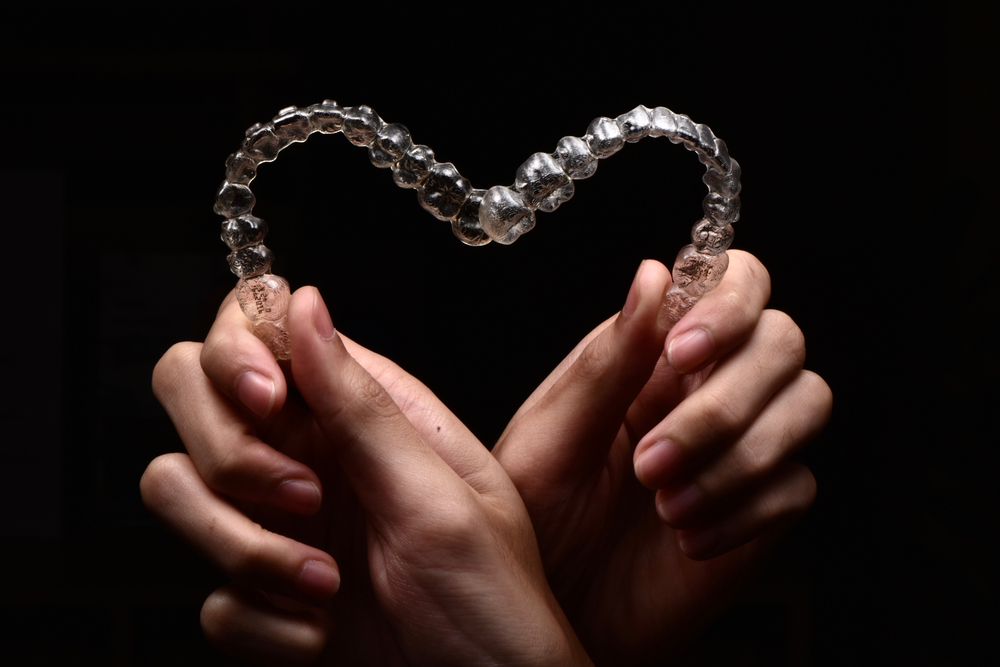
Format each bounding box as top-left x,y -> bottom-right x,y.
735,250 -> 772,302
740,441 -> 777,482
787,463 -> 818,514
761,310 -> 807,370
199,319 -> 263,387
293,623 -> 327,663
695,386 -> 746,442
199,332 -> 235,382
766,462 -> 817,521
783,370 -> 834,449
800,370 -> 834,430
201,443 -> 246,492
803,370 -> 834,415
325,367 -> 398,427
200,589 -> 241,647
203,587 -> 326,661
718,250 -> 772,315
221,523 -> 268,581
352,370 -> 397,415
721,280 -> 755,317
139,453 -> 188,509
152,342 -> 202,404
405,492 -> 486,554
572,333 -> 614,384
203,440 -> 287,499
439,505 -> 483,545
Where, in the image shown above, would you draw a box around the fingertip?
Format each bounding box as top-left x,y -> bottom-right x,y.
296,559 -> 340,599
655,483 -> 703,526
234,370 -> 276,418
678,527 -> 723,561
621,260 -> 646,319
288,286 -> 353,407
271,479 -> 322,515
620,259 -> 670,325
202,295 -> 288,418
661,250 -> 771,375
635,439 -> 685,489
287,285 -> 339,351
666,327 -> 715,374
202,586 -> 330,664
730,249 -> 772,303
310,287 -> 336,341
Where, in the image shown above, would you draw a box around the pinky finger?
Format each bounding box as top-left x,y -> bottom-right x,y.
674,461 -> 816,561
202,585 -> 329,665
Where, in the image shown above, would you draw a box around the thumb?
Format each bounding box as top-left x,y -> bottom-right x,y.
287,287 -> 464,527
496,260 -> 671,485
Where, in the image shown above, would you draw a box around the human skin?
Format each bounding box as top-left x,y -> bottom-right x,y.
144,288 -> 593,666
144,250 -> 830,663
492,252 -> 829,661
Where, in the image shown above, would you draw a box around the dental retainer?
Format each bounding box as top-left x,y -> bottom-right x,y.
215,102 -> 741,360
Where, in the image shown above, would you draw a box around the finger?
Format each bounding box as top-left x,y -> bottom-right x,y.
674,460 -> 817,560
634,309 -> 808,488
608,250 -> 774,444
288,287 -> 500,525
495,260 -> 671,484
664,250 -> 771,374
140,453 -> 340,600
591,506 -> 782,657
654,369 -> 831,528
335,333 -> 492,483
153,342 -> 322,514
201,585 -> 328,665
201,290 -> 288,420
504,317 -> 615,421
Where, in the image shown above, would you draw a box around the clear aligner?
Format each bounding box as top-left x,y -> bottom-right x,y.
215,103 -> 741,358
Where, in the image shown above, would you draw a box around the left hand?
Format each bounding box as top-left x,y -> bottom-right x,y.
493,251 -> 831,662
143,287 -> 591,665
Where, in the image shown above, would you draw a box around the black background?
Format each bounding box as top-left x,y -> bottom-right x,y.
1,3 -> 994,665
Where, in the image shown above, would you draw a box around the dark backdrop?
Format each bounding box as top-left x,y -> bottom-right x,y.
2,4 -> 993,665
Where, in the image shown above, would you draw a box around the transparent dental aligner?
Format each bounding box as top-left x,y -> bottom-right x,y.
479,186 -> 536,245
671,245 -> 729,297
515,153 -> 574,212
215,102 -> 742,358
452,189 -> 492,246
417,162 -> 472,221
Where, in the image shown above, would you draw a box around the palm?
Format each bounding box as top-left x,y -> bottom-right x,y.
495,348 -> 771,662
246,337 -> 490,664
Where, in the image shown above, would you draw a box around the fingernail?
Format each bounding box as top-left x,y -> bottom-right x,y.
680,526 -> 722,559
656,483 -> 703,524
234,371 -> 275,418
622,260 -> 646,319
312,291 -> 336,341
667,327 -> 714,374
635,439 -> 684,487
274,479 -> 321,513
297,559 -> 340,598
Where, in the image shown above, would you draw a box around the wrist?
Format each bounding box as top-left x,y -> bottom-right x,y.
533,596 -> 594,667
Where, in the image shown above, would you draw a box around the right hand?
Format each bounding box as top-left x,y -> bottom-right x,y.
142,287 -> 590,665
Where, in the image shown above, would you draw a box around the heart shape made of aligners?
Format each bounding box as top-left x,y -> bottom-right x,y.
213,102 -> 742,360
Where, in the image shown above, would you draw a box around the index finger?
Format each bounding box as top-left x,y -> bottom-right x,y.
202,290 -> 289,420
664,249 -> 771,375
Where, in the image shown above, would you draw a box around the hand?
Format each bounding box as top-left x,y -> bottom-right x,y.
142,287 -> 591,665
492,251 -> 831,662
